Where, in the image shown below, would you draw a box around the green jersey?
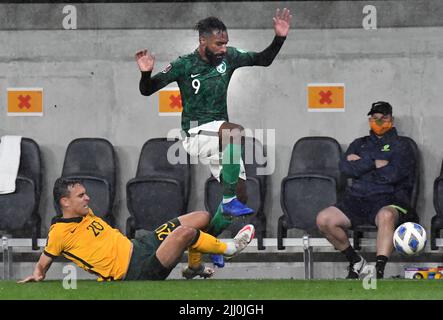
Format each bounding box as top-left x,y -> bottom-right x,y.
139,36 -> 286,133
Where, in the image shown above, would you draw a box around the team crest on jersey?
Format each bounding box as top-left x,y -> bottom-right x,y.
216,61 -> 227,74
161,64 -> 172,73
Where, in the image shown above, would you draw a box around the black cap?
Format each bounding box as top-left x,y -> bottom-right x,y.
367,101 -> 392,116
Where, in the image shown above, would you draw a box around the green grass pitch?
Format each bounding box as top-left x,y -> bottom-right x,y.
1,279 -> 443,300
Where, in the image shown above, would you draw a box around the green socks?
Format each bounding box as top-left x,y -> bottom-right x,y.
207,204 -> 232,236
206,143 -> 242,236
222,143 -> 241,199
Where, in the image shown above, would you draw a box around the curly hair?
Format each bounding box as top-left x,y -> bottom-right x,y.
194,16 -> 227,37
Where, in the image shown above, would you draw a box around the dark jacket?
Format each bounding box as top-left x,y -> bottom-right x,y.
339,127 -> 415,207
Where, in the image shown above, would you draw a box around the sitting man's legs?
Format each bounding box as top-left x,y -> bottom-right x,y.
316,206 -> 367,279
374,206 -> 399,279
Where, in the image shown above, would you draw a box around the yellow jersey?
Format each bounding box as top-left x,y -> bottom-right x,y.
44,209 -> 132,281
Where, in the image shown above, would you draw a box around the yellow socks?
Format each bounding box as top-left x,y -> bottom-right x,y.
190,230 -> 227,254
187,248 -> 203,270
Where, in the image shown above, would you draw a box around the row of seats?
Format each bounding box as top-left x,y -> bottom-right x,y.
278,136 -> 420,250
1,136 -> 443,251
0,137 -> 267,249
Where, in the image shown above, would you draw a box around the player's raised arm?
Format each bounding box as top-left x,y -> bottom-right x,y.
135,49 -> 155,72
136,49 -> 181,96
17,253 -> 53,283
248,8 -> 292,67
273,7 -> 292,37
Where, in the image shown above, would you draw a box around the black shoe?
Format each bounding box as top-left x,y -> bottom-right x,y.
346,257 -> 367,279
182,264 -> 215,280
376,269 -> 384,279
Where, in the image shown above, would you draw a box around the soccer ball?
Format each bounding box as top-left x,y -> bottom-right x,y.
393,222 -> 427,256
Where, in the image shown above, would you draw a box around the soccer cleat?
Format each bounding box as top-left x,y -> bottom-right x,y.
346,256 -> 368,279
225,224 -> 255,260
376,268 -> 384,279
222,198 -> 254,217
182,264 -> 215,280
210,254 -> 225,268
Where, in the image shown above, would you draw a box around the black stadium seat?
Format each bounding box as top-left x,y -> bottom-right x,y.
278,136 -> 345,249
0,138 -> 42,250
431,160 -> 443,250
54,138 -> 117,226
126,138 -> 191,237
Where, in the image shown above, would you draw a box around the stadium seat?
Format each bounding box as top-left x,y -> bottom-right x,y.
431,160 -> 443,250
126,137 -> 191,237
204,136 -> 267,249
0,138 -> 42,250
352,136 -> 420,250
278,136 -> 345,250
54,138 -> 117,226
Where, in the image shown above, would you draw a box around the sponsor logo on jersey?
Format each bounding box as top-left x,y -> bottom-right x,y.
381,144 -> 391,152
216,61 -> 227,74
190,73 -> 200,78
161,64 -> 172,73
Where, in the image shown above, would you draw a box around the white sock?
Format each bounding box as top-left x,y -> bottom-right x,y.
224,242 -> 237,255
222,196 -> 236,204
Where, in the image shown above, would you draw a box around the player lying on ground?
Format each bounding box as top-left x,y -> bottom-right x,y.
18,178 -> 255,282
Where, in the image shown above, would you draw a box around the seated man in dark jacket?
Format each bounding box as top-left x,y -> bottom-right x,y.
316,101 -> 415,279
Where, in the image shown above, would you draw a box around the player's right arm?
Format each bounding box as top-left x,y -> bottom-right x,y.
18,225 -> 62,283
339,138 -> 376,178
135,49 -> 182,96
17,253 -> 53,283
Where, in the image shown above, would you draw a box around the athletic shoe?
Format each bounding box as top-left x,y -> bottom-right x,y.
346,256 -> 368,279
376,268 -> 384,279
182,264 -> 215,280
222,198 -> 254,217
225,224 -> 255,260
210,254 -> 225,268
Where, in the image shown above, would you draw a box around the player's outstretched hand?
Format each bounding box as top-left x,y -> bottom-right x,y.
273,8 -> 292,37
135,49 -> 155,72
17,274 -> 44,283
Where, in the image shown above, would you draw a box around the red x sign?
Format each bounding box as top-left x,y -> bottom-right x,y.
319,91 -> 333,104
169,94 -> 182,109
308,84 -> 345,111
18,95 -> 32,109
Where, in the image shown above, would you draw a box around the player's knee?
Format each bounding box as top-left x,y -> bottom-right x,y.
231,125 -> 245,139
174,226 -> 198,245
316,208 -> 333,230
377,207 -> 397,225
197,210 -> 211,225
220,125 -> 245,147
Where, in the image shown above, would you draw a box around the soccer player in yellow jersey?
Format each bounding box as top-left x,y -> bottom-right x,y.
19,179 -> 255,282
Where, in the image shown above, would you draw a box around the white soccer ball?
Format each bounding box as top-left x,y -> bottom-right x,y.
393,222 -> 427,256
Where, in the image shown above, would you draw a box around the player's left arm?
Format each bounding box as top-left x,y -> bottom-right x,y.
252,8 -> 292,66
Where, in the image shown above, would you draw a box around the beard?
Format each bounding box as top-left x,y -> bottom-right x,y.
205,47 -> 225,66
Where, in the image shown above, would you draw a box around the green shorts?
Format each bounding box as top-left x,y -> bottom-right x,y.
124,218 -> 180,281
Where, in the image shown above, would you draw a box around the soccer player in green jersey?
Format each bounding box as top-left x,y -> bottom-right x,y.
135,8 -> 292,278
